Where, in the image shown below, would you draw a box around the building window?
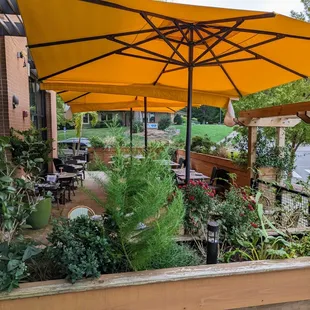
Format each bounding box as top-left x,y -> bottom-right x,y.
83,114 -> 90,124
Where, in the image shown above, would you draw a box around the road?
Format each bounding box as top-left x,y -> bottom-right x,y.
293,146 -> 310,183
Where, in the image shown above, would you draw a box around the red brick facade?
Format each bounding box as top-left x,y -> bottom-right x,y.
0,36 -> 30,134
0,35 -> 57,171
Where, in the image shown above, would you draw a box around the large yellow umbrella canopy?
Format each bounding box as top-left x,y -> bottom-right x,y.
60,91 -> 198,113
18,0 -> 310,97
17,0 -> 310,181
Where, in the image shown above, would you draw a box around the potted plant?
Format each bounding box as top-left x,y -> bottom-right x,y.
27,192 -> 52,230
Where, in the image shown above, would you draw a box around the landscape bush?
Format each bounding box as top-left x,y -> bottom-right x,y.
158,116 -> 171,131
132,120 -> 143,133
174,114 -> 183,125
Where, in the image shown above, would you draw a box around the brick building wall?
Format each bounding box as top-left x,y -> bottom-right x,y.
0,36 -> 57,172
0,37 -> 9,136
3,36 -> 30,132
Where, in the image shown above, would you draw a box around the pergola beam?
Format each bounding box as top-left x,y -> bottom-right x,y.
239,101 -> 310,118
237,117 -> 301,127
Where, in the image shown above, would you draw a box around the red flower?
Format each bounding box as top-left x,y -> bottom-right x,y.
240,213 -> 245,217
248,204 -> 254,211
189,196 -> 195,201
251,222 -> 258,228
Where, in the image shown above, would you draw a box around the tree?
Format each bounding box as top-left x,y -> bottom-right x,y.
56,95 -> 66,127
291,0 -> 310,21
189,106 -> 221,124
72,112 -> 98,154
234,78 -> 310,178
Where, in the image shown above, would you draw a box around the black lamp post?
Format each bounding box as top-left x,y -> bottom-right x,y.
206,221 -> 219,265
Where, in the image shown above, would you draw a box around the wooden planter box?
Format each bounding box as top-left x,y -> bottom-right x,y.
88,147 -> 144,164
1,258 -> 310,310
258,167 -> 279,182
176,149 -> 251,187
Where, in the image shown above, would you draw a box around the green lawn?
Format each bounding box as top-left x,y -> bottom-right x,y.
58,128 -> 120,141
171,124 -> 233,142
57,124 -> 232,144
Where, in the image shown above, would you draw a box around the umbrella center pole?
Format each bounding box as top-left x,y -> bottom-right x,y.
130,108 -> 133,157
144,97 -> 148,156
185,31 -> 194,184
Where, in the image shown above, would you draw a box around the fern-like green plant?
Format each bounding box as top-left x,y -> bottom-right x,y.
88,147 -> 185,271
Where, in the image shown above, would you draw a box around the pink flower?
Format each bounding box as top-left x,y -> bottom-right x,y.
251,222 -> 258,228
189,196 -> 195,201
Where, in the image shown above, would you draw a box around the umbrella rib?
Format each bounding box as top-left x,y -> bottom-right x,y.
116,51 -> 186,66
38,28 -> 181,81
153,28 -> 190,85
167,107 -> 177,113
57,90 -> 68,95
197,12 -> 276,25
65,92 -> 90,104
163,67 -> 187,74
28,25 -> 179,49
206,24 -> 310,42
198,26 -> 308,79
194,28 -> 230,46
81,0 -> 276,29
198,35 -> 283,64
193,19 -> 244,64
106,36 -> 185,67
80,0 -> 192,25
194,28 -> 242,97
196,57 -> 258,66
140,13 -> 188,65
174,21 -> 190,43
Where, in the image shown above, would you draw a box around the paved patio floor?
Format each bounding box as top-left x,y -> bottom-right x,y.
23,171 -> 107,244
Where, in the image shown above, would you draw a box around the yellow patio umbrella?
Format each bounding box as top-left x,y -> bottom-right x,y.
17,0 -> 310,181
60,91 -> 192,113
60,91 -> 187,150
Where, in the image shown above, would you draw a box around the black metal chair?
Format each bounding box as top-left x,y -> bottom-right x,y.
65,159 -> 86,180
53,158 -> 64,172
63,164 -> 83,186
178,157 -> 186,169
209,167 -> 230,195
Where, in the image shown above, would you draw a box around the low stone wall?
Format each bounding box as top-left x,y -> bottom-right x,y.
1,258 -> 310,310
177,149 -> 251,187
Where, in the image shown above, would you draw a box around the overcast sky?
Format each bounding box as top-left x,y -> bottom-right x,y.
169,0 -> 304,16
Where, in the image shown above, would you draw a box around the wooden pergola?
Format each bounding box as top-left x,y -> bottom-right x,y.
236,101 -> 310,177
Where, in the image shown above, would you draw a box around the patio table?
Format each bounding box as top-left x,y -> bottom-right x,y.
177,173 -> 210,182
154,160 -> 179,168
67,164 -> 83,170
172,168 -> 196,175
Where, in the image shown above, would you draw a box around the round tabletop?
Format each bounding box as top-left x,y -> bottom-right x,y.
57,172 -> 77,179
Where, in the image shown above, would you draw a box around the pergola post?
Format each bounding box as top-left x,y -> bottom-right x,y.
144,97 -> 148,154
276,127 -> 285,151
248,126 -> 257,180
185,28 -> 194,184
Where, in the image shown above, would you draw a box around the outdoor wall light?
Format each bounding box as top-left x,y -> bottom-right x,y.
22,111 -> 29,119
12,95 -> 19,109
17,51 -> 27,67
206,221 -> 219,265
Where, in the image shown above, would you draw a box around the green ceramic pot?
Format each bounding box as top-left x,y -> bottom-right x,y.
27,197 -> 52,229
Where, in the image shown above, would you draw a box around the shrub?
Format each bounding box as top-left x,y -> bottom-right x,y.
214,186 -> 259,246
87,149 -> 185,271
191,134 -> 214,154
158,116 -> 171,131
179,181 -> 216,235
132,120 -> 143,133
0,240 -> 42,292
90,136 -> 105,148
147,242 -> 203,269
174,114 -> 183,125
47,217 -> 121,283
